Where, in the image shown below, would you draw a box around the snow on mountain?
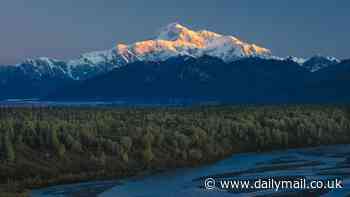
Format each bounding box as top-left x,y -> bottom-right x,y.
275,55 -> 340,72
7,23 -> 341,81
128,23 -> 272,62
12,23 -> 272,80
17,57 -> 69,79
284,56 -> 307,65
301,55 -> 340,72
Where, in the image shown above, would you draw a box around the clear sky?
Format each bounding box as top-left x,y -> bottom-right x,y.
0,0 -> 349,64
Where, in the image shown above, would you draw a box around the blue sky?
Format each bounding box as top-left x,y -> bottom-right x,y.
0,0 -> 349,64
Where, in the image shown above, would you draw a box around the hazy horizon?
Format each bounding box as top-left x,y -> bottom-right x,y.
1,0 -> 349,65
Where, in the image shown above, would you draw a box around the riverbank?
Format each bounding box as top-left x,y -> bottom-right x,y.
32,144 -> 350,197
0,106 -> 349,196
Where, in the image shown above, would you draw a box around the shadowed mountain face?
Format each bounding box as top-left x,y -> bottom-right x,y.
0,23 -> 347,103
48,56 -> 350,104
307,59 -> 350,103
0,65 -> 73,99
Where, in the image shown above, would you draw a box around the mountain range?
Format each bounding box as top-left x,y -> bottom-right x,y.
0,23 -> 348,103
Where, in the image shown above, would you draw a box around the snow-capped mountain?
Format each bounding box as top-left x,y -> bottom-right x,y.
124,23 -> 272,62
10,23 -> 272,80
301,55 -> 340,72
3,23 -> 343,83
17,56 -> 119,81
1,22 -> 346,100
280,55 -> 340,72
18,57 -> 68,79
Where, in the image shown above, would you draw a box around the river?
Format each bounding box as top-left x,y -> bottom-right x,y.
31,144 -> 350,197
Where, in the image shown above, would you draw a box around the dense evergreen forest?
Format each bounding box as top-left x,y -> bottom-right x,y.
0,106 -> 350,196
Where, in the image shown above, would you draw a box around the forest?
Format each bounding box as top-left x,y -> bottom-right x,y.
0,105 -> 350,196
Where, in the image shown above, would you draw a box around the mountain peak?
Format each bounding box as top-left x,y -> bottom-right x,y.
302,55 -> 340,72
20,57 -> 62,67
10,23 -> 273,81
308,55 -> 340,63
157,22 -> 196,41
163,22 -> 188,31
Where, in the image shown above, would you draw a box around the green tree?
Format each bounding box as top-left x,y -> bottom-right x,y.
3,132 -> 15,162
50,127 -> 63,156
120,136 -> 133,152
142,144 -> 154,167
58,144 -> 66,158
141,132 -> 154,167
119,136 -> 133,163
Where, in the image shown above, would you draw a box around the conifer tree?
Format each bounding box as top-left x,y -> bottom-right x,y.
3,132 -> 15,162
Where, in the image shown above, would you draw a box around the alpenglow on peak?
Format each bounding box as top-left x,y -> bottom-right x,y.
17,23 -> 273,80
112,22 -> 272,62
75,22 -> 272,65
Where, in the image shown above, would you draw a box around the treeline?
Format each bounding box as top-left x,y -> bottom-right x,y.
0,106 -> 350,196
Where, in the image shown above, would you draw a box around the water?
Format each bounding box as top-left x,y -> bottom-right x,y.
0,99 -> 220,107
31,145 -> 350,197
